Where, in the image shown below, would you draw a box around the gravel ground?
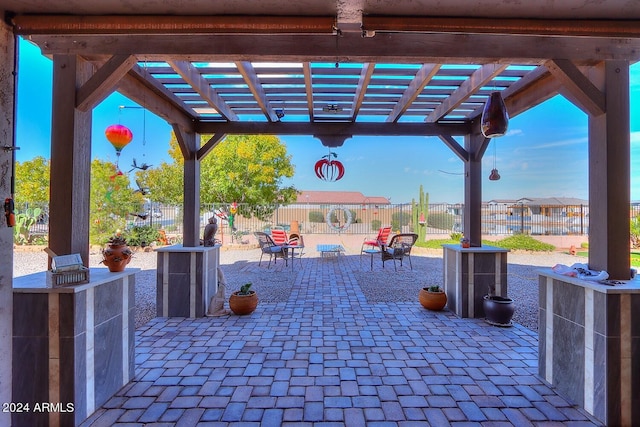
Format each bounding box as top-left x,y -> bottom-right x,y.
13,247 -> 583,331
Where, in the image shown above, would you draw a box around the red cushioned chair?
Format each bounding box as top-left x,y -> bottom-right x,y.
270,228 -> 288,246
361,226 -> 392,254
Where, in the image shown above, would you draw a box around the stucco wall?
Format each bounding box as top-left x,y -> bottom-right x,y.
0,19 -> 14,427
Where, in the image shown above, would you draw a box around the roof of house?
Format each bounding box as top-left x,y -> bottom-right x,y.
296,191 -> 390,205
515,197 -> 588,206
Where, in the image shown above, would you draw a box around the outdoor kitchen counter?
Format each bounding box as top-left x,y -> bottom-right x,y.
538,269 -> 640,427
442,244 -> 509,318
12,268 -> 138,427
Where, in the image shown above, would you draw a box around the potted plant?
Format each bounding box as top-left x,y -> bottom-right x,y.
101,234 -> 133,272
419,285 -> 447,311
229,282 -> 258,315
483,294 -> 515,326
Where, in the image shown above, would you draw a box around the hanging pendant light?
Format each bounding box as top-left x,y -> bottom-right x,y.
481,91 -> 509,138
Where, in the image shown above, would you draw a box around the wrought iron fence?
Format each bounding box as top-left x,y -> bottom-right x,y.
14,201 -> 640,242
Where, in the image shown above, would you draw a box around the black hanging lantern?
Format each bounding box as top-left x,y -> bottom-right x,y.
481,92 -> 509,138
489,169 -> 501,181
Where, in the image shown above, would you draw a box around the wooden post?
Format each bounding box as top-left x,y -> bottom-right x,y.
463,131 -> 488,247
49,55 -> 92,266
174,125 -> 200,247
588,61 -> 631,279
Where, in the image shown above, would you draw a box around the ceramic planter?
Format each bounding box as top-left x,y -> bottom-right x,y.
419,288 -> 447,311
101,244 -> 132,272
483,295 -> 515,326
229,291 -> 258,315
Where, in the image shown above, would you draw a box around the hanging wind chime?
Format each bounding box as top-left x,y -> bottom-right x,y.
489,142 -> 501,181
481,90 -> 509,180
314,151 -> 345,182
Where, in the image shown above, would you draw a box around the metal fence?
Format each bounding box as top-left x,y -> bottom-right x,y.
14,201 -> 640,242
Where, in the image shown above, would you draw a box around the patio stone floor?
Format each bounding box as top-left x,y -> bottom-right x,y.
81,252 -> 601,426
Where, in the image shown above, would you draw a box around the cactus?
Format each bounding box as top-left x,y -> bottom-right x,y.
13,207 -> 42,244
411,185 -> 429,242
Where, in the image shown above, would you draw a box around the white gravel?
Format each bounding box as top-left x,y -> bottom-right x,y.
12,246 -> 584,331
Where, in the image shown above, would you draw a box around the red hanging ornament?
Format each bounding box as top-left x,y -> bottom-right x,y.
314,152 -> 345,182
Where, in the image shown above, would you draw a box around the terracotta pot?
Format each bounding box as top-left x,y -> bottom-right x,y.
229,291 -> 258,315
102,244 -> 132,272
483,295 -> 515,326
419,288 -> 447,311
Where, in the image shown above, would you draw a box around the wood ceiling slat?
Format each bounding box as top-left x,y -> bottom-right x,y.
168,60 -> 238,121
350,63 -> 376,120
386,64 -> 441,123
426,63 -> 509,123
235,61 -> 279,122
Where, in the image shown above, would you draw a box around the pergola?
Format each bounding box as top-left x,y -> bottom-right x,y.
1,1 -> 639,425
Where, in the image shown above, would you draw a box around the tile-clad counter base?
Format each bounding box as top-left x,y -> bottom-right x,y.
442,244 -> 509,318
155,245 -> 220,318
538,269 -> 640,426
12,269 -> 137,427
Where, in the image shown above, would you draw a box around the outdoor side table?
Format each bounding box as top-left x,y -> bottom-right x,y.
361,249 -> 380,270
283,244 -> 303,270
316,244 -> 345,258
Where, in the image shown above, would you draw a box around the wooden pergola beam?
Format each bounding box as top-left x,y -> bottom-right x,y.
12,14 -> 336,35
236,61 -> 279,122
350,63 -> 375,121
387,63 -> 440,123
195,121 -> 472,136
168,60 -> 238,121
76,54 -> 137,111
362,15 -> 640,39
302,62 -> 315,121
426,63 -> 508,123
545,59 -> 605,116
29,32 -> 640,63
116,67 -> 196,132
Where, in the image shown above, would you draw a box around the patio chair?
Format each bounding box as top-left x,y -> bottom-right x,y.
361,226 -> 392,254
270,228 -> 289,246
381,233 -> 418,270
254,231 -> 288,268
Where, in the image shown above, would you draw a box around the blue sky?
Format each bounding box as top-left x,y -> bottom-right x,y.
15,37 -> 640,204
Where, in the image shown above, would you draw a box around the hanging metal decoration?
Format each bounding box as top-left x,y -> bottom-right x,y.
105,124 -> 133,167
314,151 -> 345,182
489,141 -> 501,181
481,91 -> 509,138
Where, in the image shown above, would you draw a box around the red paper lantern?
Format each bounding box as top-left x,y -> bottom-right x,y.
314,153 -> 345,182
105,124 -> 133,153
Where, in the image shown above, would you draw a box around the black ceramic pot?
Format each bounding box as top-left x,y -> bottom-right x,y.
483,295 -> 514,327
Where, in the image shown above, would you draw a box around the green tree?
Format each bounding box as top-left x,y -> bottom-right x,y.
15,156 -> 50,203
91,159 -> 144,244
140,133 -> 298,219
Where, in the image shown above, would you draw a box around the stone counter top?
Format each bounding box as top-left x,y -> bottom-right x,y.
538,268 -> 640,294
442,244 -> 510,253
13,268 -> 140,293
155,244 -> 221,253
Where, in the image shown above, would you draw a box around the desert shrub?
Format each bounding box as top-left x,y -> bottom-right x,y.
124,225 -> 161,247
308,211 -> 324,223
493,234 -> 555,251
371,219 -> 381,231
428,212 -> 456,231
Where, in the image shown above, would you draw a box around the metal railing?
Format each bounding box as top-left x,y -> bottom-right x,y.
15,201 -> 640,242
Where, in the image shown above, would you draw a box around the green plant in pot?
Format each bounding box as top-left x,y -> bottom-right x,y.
101,234 -> 133,272
419,285 -> 447,311
229,282 -> 258,315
